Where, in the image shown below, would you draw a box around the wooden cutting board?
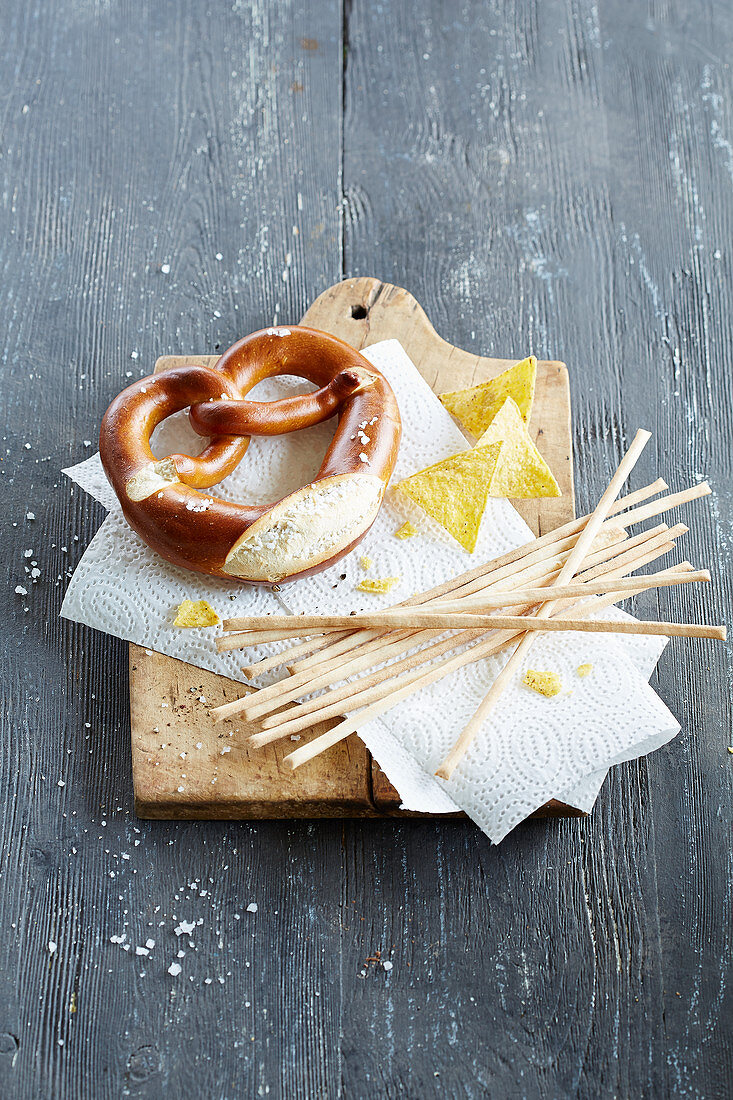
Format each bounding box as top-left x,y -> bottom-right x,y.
130,277 -> 577,820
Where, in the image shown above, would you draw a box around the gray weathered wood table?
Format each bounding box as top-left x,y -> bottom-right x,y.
1,2 -> 730,1097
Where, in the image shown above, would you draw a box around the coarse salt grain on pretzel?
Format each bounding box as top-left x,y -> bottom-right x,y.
99,326 -> 402,584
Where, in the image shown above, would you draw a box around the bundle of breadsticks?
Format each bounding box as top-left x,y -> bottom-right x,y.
208,431 -> 723,789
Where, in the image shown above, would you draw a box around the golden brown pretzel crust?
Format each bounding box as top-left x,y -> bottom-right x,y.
99,326 -> 401,584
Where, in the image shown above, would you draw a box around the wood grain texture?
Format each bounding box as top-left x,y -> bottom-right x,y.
134,277 -> 572,820
0,0 -> 730,1097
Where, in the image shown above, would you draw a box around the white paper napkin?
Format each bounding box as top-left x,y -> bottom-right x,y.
62,340 -> 679,840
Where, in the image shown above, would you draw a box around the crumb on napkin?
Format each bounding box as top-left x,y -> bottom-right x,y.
356,577 -> 400,595
394,521 -> 418,539
576,663 -> 593,678
173,599 -> 221,628
522,669 -> 563,697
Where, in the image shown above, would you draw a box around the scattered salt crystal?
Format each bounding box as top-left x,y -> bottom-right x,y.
177,786 -> 185,793
359,453 -> 369,464
15,586 -> 27,595
383,960 -> 393,972
26,512 -> 34,519
48,941 -> 57,954
290,735 -> 301,742
167,962 -> 182,976
146,939 -> 155,949
24,443 -> 31,450
131,350 -> 139,359
195,742 -> 203,750
121,852 -> 130,860
204,978 -> 213,985
174,920 -> 196,936
135,946 -> 149,957
83,440 -> 92,447
161,263 -> 171,274
31,568 -> 41,579
23,549 -> 33,558
215,253 -> 223,261
220,747 -> 231,755
57,779 -> 65,788
246,903 -> 258,914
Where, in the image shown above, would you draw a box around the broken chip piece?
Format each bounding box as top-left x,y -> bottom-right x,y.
396,442 -> 502,553
173,599 -> 221,628
356,577 -> 400,594
394,521 -> 418,539
522,669 -> 563,697
476,397 -> 561,499
359,554 -> 373,571
439,355 -> 537,438
576,663 -> 593,678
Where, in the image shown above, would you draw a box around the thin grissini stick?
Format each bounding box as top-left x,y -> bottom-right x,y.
223,571 -> 711,637
430,571 -> 710,609
283,556 -> 692,770
239,480 -> 671,677
220,524 -> 682,727
239,613 -> 722,640
223,524 -> 669,724
242,523 -> 678,720
614,481 -> 710,529
251,558 -> 699,747
435,428 -> 653,780
217,628 -> 317,651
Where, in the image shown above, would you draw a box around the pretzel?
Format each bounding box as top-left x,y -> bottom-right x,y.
99,326 -> 402,583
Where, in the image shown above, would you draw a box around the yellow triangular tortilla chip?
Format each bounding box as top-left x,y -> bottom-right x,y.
439,356 -> 537,439
396,442 -> 502,553
477,397 -> 561,499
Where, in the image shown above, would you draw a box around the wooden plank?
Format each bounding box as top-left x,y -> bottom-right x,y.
131,276 -> 574,819
0,2 -> 348,1097
340,5 -> 733,1099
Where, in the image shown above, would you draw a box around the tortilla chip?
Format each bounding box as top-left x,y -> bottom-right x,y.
356,577 -> 400,594
394,521 -> 418,540
173,599 -> 221,628
477,397 -> 561,499
522,669 -> 563,697
439,356 -> 536,438
396,442 -> 502,553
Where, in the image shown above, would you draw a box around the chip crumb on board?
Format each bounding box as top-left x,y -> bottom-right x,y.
394,520 -> 418,539
356,577 -> 400,594
173,599 -> 221,628
576,663 -> 593,678
359,554 -> 373,571
522,669 -> 563,697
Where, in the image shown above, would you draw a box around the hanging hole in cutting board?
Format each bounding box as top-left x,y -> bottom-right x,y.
350,303 -> 368,319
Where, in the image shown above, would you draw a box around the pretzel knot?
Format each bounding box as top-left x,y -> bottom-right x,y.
99,326 -> 402,584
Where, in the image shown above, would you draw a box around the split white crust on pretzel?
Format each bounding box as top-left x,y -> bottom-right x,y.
99,326 -> 402,584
